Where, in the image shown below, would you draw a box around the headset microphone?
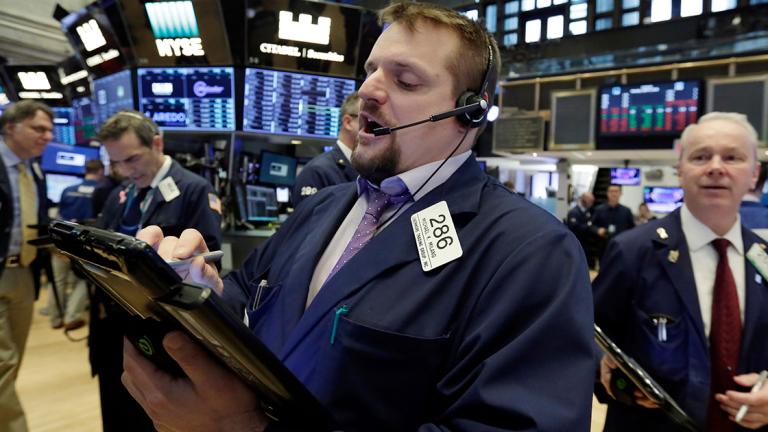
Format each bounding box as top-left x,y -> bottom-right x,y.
371,99 -> 488,137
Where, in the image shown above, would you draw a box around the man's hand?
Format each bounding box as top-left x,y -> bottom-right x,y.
599,354 -> 659,409
137,226 -> 223,294
122,331 -> 269,432
715,373 -> 768,429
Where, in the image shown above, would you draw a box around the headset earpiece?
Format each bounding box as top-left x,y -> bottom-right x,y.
454,44 -> 496,128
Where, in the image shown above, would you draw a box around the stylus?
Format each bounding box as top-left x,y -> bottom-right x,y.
735,370 -> 768,423
166,250 -> 224,268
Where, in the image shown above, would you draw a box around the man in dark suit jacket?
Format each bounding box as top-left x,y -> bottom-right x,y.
594,112 -> 768,431
567,191 -> 596,268
91,110 -> 222,432
120,4 -> 596,431
0,100 -> 53,431
292,92 -> 360,207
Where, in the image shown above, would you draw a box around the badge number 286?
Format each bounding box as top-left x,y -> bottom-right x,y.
411,201 -> 463,272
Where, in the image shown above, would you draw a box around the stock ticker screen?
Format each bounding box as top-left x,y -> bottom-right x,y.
599,80 -> 700,136
243,68 -> 356,138
93,70 -> 134,125
52,107 -> 76,145
72,96 -> 97,144
138,67 -> 235,131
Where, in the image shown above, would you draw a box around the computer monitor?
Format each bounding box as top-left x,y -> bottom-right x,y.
45,173 -> 83,203
72,96 -> 97,144
275,186 -> 290,203
245,185 -> 279,222
137,67 -> 235,131
643,186 -> 684,213
92,69 -> 134,125
610,168 -> 641,186
52,107 -> 76,145
41,143 -> 101,175
258,151 -> 298,186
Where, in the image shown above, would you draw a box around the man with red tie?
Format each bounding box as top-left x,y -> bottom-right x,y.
594,112 -> 768,431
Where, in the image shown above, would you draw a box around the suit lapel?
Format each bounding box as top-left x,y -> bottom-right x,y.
140,161 -> 180,226
654,210 -> 707,348
280,155 -> 486,357
740,228 -> 766,362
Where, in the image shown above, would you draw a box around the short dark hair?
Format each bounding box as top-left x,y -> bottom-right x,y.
340,91 -> 359,118
0,100 -> 54,134
96,110 -> 160,148
85,159 -> 104,175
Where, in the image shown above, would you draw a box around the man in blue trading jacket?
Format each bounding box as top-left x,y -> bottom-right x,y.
93,111 -> 222,432
594,112 -> 768,431
121,4 -> 595,431
48,159 -> 104,331
0,100 -> 53,432
292,92 -> 360,206
591,184 -> 635,262
567,191 -> 596,268
740,162 -> 768,240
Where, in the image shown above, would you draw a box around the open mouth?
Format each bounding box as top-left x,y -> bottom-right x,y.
360,113 -> 384,135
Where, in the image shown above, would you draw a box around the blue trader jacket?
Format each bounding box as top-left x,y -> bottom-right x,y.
222,155 -> 596,431
58,178 -> 98,221
594,208 -> 768,431
291,144 -> 358,207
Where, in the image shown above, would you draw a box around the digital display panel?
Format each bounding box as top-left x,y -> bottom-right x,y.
259,151 -> 297,186
93,70 -> 134,125
244,185 -> 278,221
41,142 -> 101,175
120,0 -> 232,66
599,80 -> 700,136
46,173 -> 84,204
246,0 -> 363,78
643,186 -> 684,213
137,67 -> 235,131
243,68 -> 356,138
72,96 -> 97,144
60,4 -> 126,77
53,107 -> 76,145
610,167 -> 641,186
3,65 -> 66,105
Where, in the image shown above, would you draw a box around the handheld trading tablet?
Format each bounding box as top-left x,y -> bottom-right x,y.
594,324 -> 698,432
48,220 -> 335,430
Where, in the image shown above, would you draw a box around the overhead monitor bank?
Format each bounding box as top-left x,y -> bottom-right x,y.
60,3 -> 127,77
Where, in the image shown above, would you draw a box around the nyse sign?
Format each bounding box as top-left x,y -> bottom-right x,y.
156,38 -> 205,57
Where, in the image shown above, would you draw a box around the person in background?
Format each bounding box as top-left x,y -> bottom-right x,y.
48,159 -> 104,331
121,3 -> 595,431
0,100 -> 54,432
592,184 -> 635,261
567,191 -> 597,268
740,161 -> 768,240
92,110 -> 222,432
292,92 -> 360,206
594,112 -> 768,431
635,202 -> 657,225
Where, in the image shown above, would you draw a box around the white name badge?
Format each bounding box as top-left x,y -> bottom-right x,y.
411,201 -> 462,272
158,177 -> 181,202
747,243 -> 768,281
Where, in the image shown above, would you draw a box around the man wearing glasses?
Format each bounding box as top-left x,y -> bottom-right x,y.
0,100 -> 54,431
91,110 -> 222,432
292,91 -> 360,206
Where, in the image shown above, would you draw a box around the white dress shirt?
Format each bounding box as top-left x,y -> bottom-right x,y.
680,204 -> 746,338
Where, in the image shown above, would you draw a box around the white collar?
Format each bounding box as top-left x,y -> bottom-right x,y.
395,151 -> 472,201
337,140 -> 353,162
681,204 -> 744,255
149,155 -> 172,189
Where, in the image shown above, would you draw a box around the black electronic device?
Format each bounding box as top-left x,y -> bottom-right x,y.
2,65 -> 67,106
92,69 -> 135,125
48,220 -> 335,430
137,67 -> 235,131
60,3 -> 128,77
258,151 -> 297,186
599,80 -> 700,137
242,68 -> 356,138
594,325 -> 697,432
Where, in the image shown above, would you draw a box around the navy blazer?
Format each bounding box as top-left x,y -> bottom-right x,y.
292,144 -> 358,207
223,156 -> 596,431
594,208 -> 768,431
0,156 -> 49,279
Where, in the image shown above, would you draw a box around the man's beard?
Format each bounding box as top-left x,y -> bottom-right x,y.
351,134 -> 400,185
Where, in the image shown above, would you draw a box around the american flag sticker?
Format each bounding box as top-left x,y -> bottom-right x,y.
208,193 -> 222,214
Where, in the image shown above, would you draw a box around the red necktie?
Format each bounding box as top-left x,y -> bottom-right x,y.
706,238 -> 742,432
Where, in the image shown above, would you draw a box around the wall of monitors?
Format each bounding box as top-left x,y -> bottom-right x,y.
138,67 -> 235,131
93,69 -> 134,125
243,67 -> 356,138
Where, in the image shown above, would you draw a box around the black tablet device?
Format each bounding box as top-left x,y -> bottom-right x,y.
594,325 -> 698,431
48,220 -> 335,430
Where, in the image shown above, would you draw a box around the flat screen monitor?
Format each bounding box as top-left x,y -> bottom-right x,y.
275,186 -> 290,203
60,3 -> 127,77
45,173 -> 83,203
41,142 -> 101,175
72,96 -> 98,144
643,186 -> 684,213
610,167 -> 641,186
3,65 -> 67,106
243,67 -> 356,138
137,67 -> 235,131
244,185 -> 279,221
599,80 -> 700,137
245,0 -> 363,78
259,151 -> 297,186
52,107 -> 76,145
93,70 -> 134,126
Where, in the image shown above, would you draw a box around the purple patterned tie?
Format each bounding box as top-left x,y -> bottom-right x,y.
326,178 -> 411,282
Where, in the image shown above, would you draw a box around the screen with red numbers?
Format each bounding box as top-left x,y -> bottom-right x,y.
599,80 -> 700,137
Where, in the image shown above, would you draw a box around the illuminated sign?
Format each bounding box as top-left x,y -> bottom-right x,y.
76,19 -> 107,52
19,91 -> 64,99
278,12 -> 331,45
18,72 -> 51,90
145,1 -> 205,58
59,69 -> 88,85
